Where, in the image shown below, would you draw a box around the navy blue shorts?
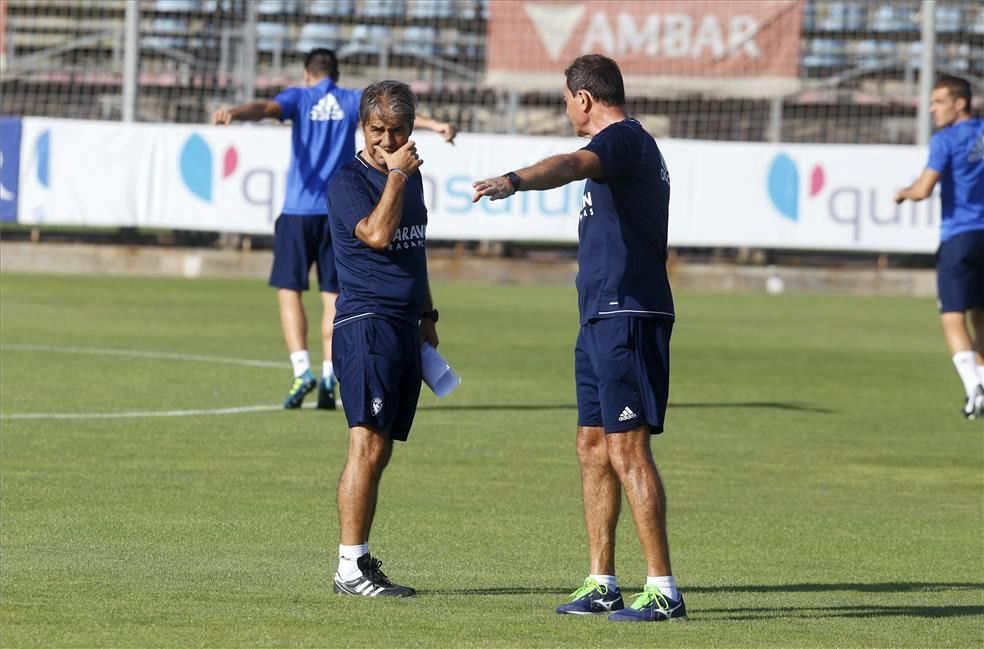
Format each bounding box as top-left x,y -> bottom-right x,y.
332,316 -> 422,442
269,213 -> 338,293
936,229 -> 984,313
575,317 -> 672,434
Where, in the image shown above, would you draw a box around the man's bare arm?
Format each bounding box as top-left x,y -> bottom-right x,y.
415,115 -> 457,144
355,140 -> 422,250
212,100 -> 282,125
894,168 -> 940,204
471,150 -> 604,202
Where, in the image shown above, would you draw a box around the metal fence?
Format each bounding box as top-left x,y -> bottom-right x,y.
1,0 -> 982,144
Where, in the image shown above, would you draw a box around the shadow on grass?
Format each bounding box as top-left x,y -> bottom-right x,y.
419,587 -> 572,596
701,605 -> 984,620
696,583 -> 984,619
422,582 -> 983,602
688,582 -> 983,594
419,402 -> 831,413
673,401 -> 833,413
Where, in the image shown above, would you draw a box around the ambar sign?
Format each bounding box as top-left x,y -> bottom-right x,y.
488,0 -> 803,79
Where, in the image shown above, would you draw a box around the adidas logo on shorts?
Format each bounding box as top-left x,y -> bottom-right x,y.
618,406 -> 637,422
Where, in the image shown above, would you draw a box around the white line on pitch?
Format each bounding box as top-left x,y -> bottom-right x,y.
0,403 -> 323,421
0,344 -> 286,369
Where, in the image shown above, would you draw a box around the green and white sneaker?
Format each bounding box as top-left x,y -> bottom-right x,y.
608,585 -> 687,622
556,578 -> 624,615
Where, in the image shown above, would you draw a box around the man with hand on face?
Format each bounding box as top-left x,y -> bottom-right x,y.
213,49 -> 454,411
326,80 -> 438,598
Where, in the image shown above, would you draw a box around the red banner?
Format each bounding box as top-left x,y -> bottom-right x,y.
488,0 -> 804,94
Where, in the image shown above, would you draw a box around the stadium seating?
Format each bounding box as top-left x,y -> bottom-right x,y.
296,23 -> 342,52
409,0 -> 456,20
338,24 -> 392,58
256,22 -> 289,54
818,2 -> 866,31
307,0 -> 355,17
395,26 -> 438,58
143,0 -> 199,51
854,40 -> 893,67
360,0 -> 406,18
933,5 -> 962,32
0,0 -> 980,142
803,39 -> 849,70
869,4 -> 916,32
257,0 -> 295,16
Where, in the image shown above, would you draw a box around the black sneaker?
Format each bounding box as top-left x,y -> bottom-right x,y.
317,377 -> 337,410
963,384 -> 984,420
283,370 -> 316,409
332,554 -> 416,598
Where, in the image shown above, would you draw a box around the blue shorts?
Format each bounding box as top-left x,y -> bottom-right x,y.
937,229 -> 984,313
332,316 -> 422,442
575,316 -> 672,434
269,213 -> 338,293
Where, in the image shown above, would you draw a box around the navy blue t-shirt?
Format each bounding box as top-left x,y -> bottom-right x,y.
577,118 -> 675,326
274,79 -> 362,215
327,154 -> 429,328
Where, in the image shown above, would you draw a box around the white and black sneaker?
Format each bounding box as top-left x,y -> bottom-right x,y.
963,384 -> 984,420
332,554 -> 416,598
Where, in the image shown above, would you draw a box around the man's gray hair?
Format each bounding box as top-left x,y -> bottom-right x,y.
359,80 -> 416,130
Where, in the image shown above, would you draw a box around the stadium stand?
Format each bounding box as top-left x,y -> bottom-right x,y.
0,0 -> 981,141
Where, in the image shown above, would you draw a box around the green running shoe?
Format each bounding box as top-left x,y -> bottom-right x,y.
608,585 -> 687,622
556,578 -> 624,615
283,370 -> 316,409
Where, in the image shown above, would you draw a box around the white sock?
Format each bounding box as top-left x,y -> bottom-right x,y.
952,352 -> 981,397
289,350 -> 311,378
337,543 -> 368,580
589,574 -> 618,591
323,361 -> 335,383
647,575 -> 679,601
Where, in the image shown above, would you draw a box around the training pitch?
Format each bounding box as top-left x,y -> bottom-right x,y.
1,273 -> 981,648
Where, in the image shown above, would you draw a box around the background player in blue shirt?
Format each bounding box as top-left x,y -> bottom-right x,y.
472,54 -> 684,622
325,81 -> 436,598
213,50 -> 454,410
895,75 -> 984,420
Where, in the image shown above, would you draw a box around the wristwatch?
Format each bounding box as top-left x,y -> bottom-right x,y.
504,171 -> 522,190
421,309 -> 439,323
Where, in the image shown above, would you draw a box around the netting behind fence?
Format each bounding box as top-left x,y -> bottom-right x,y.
1,0 -> 982,143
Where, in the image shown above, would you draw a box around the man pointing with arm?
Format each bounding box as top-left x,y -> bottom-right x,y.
473,54 -> 684,622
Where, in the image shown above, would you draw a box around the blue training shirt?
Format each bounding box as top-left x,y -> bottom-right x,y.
274,78 -> 362,215
926,117 -> 984,242
327,154 -> 430,328
576,118 -> 675,327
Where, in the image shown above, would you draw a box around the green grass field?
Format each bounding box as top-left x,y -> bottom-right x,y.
1,273 -> 982,648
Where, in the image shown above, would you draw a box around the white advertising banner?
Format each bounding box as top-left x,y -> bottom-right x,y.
659,139 -> 935,253
17,117 -> 937,253
18,117 -> 292,233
